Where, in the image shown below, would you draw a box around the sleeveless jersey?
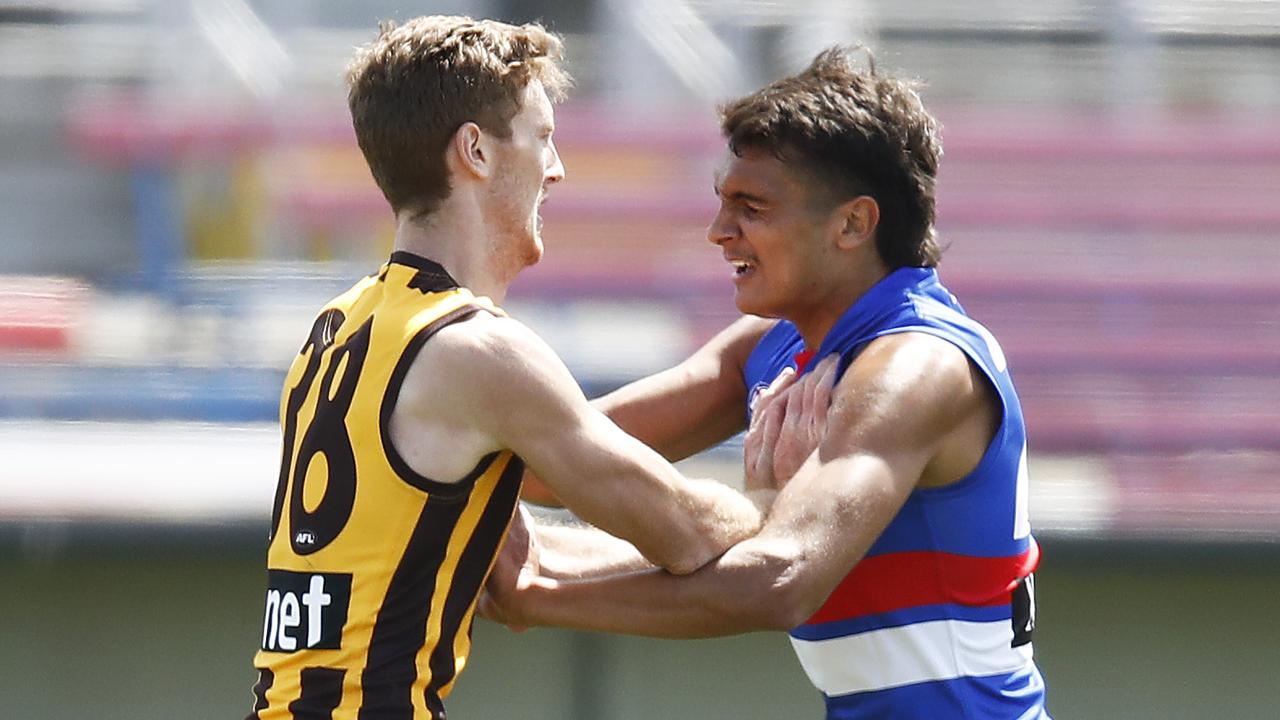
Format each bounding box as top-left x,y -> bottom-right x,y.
744,267 -> 1049,719
248,251 -> 524,720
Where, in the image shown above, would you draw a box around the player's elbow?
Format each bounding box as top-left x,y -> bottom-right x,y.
731,542 -> 818,631
651,543 -> 716,576
765,575 -> 823,630
761,572 -> 821,631
647,520 -> 740,575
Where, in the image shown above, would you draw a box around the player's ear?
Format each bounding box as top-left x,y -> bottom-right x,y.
449,122 -> 492,180
834,195 -> 879,251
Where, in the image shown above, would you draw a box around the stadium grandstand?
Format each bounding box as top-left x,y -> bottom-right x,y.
1,1 -> 1277,718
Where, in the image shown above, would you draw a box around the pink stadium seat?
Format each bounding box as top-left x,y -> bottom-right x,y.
0,276 -> 87,355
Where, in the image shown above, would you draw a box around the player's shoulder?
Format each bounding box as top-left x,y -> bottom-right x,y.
819,331 -> 988,454
842,331 -> 979,409
861,331 -> 970,373
328,271 -> 383,313
421,310 -> 565,387
431,310 -> 550,357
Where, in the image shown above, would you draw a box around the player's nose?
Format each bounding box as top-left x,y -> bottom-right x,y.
545,140 -> 565,185
707,206 -> 736,246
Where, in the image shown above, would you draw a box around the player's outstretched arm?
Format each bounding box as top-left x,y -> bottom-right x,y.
520,315 -> 774,506
496,361 -> 827,586
485,333 -> 992,637
418,312 -> 763,575
594,315 -> 775,460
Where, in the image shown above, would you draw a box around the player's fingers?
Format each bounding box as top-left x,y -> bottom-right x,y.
784,381 -> 804,426
745,396 -> 783,489
745,383 -> 776,460
768,394 -> 798,484
780,383 -> 811,453
757,397 -> 778,453
752,366 -> 796,415
810,355 -> 838,430
796,368 -> 814,421
808,355 -> 837,407
748,367 -> 795,483
757,399 -> 785,464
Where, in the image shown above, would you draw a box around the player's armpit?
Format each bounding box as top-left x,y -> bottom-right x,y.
519,467 -> 562,507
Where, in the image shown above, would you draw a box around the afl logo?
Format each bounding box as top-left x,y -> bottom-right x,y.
294,530 -> 317,547
747,382 -> 771,415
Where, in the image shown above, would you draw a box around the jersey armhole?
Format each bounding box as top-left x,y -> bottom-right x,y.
378,303 -> 503,499
874,326 -> 1010,498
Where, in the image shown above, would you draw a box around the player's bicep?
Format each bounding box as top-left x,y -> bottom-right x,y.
818,333 -> 975,472
751,450 -> 913,622
453,319 -> 687,538
594,315 -> 775,460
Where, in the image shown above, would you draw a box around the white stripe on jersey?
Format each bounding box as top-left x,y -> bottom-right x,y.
789,618 -> 1035,697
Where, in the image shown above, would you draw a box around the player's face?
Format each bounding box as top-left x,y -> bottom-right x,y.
489,79 -> 564,271
707,148 -> 839,320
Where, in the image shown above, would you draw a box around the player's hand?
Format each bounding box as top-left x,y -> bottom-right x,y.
744,366 -> 797,492
480,504 -> 541,631
771,355 -> 838,486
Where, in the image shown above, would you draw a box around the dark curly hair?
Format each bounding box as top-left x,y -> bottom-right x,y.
720,47 -> 942,268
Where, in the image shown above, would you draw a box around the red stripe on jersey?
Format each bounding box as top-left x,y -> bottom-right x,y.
794,350 -> 815,372
806,541 -> 1040,626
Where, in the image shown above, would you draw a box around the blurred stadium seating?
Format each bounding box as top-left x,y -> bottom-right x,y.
2,2 -> 1279,718
19,91 -> 1280,541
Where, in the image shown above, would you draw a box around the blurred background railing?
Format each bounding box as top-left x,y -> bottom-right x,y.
1,1 -> 1278,718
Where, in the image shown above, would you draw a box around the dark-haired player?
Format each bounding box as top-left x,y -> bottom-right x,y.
487,47 -> 1050,720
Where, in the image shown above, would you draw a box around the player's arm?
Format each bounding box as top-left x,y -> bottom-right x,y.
428,313 -> 763,575
499,363 -> 820,583
487,333 -> 990,636
520,315 -> 774,506
594,315 -> 775,460
533,523 -> 653,579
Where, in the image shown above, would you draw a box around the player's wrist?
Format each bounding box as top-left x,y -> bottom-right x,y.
745,488 -> 778,517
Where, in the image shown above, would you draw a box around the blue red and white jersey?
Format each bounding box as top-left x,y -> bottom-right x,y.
744,267 -> 1050,719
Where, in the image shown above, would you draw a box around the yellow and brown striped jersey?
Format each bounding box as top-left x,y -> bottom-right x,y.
248,251 -> 524,720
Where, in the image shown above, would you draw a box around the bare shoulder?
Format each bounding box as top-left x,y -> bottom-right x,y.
389,310 -> 583,480
848,331 -> 975,393
406,308 -> 586,430
826,331 -> 990,453
403,311 -> 576,408
427,310 -> 555,367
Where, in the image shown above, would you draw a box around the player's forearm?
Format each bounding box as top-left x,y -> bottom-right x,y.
514,538 -> 801,638
523,482 -> 768,580
682,478 -> 766,560
518,570 -> 761,639
536,525 -> 652,579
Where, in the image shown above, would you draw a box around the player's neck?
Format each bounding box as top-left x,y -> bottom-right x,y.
393,204 -> 512,304
791,261 -> 889,350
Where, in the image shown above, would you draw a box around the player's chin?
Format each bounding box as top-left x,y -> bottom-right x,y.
523,233 -> 545,267
732,289 -> 770,317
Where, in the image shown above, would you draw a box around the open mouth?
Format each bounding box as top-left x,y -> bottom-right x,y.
729,259 -> 756,278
